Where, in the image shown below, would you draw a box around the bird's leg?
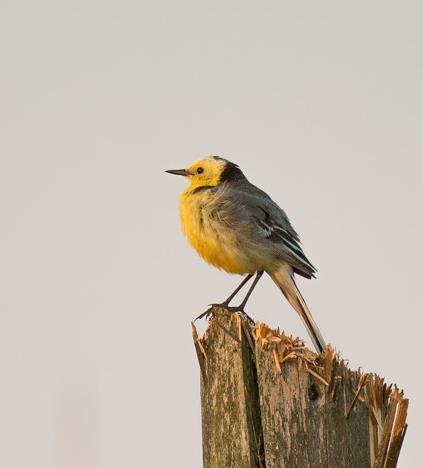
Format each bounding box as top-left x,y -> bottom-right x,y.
226,271 -> 264,320
221,273 -> 254,306
193,274 -> 254,322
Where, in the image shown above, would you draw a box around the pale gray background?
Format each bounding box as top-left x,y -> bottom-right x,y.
0,1 -> 421,467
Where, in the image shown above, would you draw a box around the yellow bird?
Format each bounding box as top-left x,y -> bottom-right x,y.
166,156 -> 326,353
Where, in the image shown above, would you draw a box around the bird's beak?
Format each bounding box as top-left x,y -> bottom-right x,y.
165,169 -> 190,176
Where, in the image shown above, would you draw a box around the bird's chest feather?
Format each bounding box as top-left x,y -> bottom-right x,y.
179,189 -> 246,273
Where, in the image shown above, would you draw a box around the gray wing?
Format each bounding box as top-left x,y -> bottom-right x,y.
222,182 -> 317,279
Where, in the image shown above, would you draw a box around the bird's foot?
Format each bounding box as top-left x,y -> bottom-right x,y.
224,306 -> 255,325
193,302 -> 229,322
194,303 -> 255,325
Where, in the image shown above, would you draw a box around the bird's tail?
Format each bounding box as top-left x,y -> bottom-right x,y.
269,265 -> 326,354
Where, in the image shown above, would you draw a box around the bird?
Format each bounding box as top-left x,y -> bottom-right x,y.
166,156 -> 326,353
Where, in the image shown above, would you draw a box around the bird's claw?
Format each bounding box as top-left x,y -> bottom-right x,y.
193,303 -> 255,325
193,305 -> 215,322
194,303 -> 229,322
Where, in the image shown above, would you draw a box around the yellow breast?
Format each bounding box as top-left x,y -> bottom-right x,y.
179,188 -> 251,274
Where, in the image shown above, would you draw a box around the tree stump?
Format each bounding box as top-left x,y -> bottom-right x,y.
192,309 -> 408,468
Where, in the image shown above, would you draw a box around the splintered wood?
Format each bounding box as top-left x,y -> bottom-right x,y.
193,310 -> 408,468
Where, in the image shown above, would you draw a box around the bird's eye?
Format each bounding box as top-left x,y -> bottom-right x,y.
197,167 -> 204,174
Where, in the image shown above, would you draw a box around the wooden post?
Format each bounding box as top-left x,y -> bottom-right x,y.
193,309 -> 408,468
192,310 -> 264,467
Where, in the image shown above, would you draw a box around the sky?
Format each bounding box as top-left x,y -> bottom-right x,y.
0,1 -> 422,467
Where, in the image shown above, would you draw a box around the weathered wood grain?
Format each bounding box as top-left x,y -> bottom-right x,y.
193,310 -> 408,468
193,310 -> 264,468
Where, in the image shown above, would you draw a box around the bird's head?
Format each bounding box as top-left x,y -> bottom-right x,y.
166,156 -> 244,189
